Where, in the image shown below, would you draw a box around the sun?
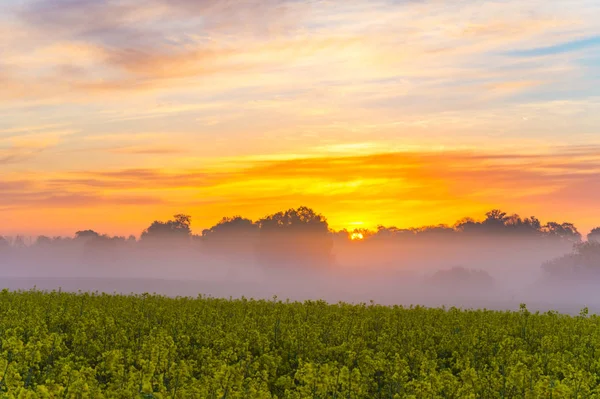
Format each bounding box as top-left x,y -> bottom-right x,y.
350,232 -> 364,241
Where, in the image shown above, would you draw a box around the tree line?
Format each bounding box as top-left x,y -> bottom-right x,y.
1,207 -> 595,248
1,207 -> 599,274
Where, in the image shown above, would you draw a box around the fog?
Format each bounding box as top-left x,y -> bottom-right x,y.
1,208 -> 599,315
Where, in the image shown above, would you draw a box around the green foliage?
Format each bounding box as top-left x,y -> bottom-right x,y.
1,290 -> 600,398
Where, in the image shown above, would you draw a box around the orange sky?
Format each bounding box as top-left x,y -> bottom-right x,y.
2,147 -> 599,236
1,0 -> 600,237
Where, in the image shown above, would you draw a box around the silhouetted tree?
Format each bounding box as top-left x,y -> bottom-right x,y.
375,225 -> 397,237
140,214 -> 192,244
258,207 -> 330,234
351,210 -> 556,242
502,214 -> 544,235
414,224 -> 455,237
504,213 -> 522,227
202,216 -> 258,255
588,227 -> 600,243
453,217 -> 480,234
256,206 -> 333,267
450,210 -> 577,239
202,216 -> 257,240
484,209 -> 509,226
480,209 -> 514,234
75,230 -> 101,240
372,226 -> 412,239
523,216 -> 542,230
541,222 -> 581,241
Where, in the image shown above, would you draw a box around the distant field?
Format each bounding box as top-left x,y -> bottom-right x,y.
1,276 -> 598,315
1,289 -> 600,398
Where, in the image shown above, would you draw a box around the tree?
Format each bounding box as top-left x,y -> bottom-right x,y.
35,236 -> 52,246
0,236 -> 9,251
202,216 -> 257,240
256,207 -> 333,268
453,211 -> 547,236
414,224 -> 455,237
371,226 -> 412,240
140,214 -> 192,243
202,216 -> 258,255
588,227 -> 600,243
541,222 -> 581,241
502,214 -> 545,235
75,230 -> 100,240
484,209 -> 509,226
453,217 -> 480,234
257,206 -> 330,235
504,213 -> 523,227
523,216 -> 542,230
574,241 -> 600,266
542,241 -> 600,279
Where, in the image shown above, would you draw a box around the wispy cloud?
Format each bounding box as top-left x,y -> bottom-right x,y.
1,0 -> 600,234
109,146 -> 189,155
0,192 -> 166,208
506,36 -> 600,57
3,147 -> 600,234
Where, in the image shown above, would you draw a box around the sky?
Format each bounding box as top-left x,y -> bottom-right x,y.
1,0 -> 600,237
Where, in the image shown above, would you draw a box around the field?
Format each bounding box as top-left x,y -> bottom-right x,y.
0,290 -> 599,398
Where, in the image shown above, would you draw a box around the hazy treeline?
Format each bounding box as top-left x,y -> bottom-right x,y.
2,207 -> 600,312
1,207 -> 598,281
1,207 -> 593,248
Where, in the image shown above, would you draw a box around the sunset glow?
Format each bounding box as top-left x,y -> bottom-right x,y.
1,0 -> 600,236
351,232 -> 364,241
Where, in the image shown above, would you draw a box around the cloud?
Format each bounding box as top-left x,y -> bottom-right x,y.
505,36 -> 600,57
0,191 -> 167,208
18,0 -> 301,37
0,123 -> 70,136
16,0 -> 164,47
105,47 -> 231,79
0,180 -> 35,191
108,146 -> 189,155
3,146 -> 600,234
5,0 -> 596,101
2,130 -> 78,149
0,153 -> 27,165
44,169 -> 219,191
0,147 -> 46,165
